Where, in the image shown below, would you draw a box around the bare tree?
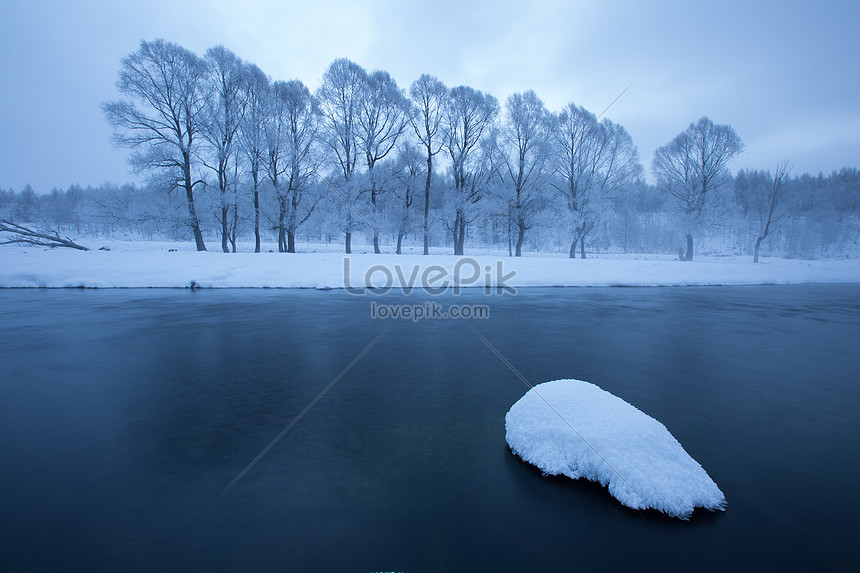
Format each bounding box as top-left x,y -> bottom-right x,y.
443,86 -> 499,255
278,80 -> 323,253
263,81 -> 290,252
735,162 -> 791,262
495,91 -> 553,257
200,46 -> 247,253
390,142 -> 424,254
409,74 -> 448,255
652,116 -> 744,261
553,103 -> 641,258
10,184 -> 39,223
357,70 -> 410,253
102,39 -> 209,251
753,163 -> 791,263
238,64 -> 269,253
317,58 -> 367,253
226,150 -> 242,251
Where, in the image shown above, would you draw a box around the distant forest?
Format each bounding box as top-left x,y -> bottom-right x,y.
1,39 -> 857,260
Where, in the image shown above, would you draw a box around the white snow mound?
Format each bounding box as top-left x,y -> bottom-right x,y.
505,379 -> 726,519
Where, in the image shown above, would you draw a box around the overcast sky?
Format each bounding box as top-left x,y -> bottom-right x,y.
1,0 -> 858,192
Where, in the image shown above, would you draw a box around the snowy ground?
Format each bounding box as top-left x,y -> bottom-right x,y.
1,240 -> 858,288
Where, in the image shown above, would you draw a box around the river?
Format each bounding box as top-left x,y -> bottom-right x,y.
1,285 -> 858,571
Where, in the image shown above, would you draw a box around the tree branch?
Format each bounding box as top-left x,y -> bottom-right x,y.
0,220 -> 89,250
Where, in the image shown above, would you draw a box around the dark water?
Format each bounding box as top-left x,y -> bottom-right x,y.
1,285 -> 858,572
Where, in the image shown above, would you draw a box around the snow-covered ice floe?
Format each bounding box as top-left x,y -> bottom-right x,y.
505,379 -> 726,519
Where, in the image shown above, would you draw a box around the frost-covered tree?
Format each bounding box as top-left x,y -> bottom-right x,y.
263,81 -> 287,250
238,64 -> 270,252
0,188 -> 14,220
495,91 -> 553,256
12,184 -> 39,223
652,116 -> 744,261
264,80 -> 321,253
317,58 -> 367,253
278,80 -> 323,253
201,46 -> 248,253
443,86 -> 499,255
553,103 -> 641,258
40,185 -> 84,234
734,162 -> 791,262
409,74 -> 448,254
356,70 -> 410,253
610,179 -> 667,254
102,39 -> 209,251
389,142 -> 424,254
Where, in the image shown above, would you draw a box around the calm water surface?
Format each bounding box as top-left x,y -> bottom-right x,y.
1,285 -> 858,571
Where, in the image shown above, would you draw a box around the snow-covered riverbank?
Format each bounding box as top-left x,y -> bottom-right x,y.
1,242 -> 858,289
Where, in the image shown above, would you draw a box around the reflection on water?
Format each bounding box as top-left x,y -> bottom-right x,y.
1,285 -> 858,571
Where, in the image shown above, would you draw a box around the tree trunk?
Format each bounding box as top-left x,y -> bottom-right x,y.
753,236 -> 763,263
515,226 -> 525,257
453,211 -> 461,255
231,195 -> 238,253
684,233 -> 694,261
186,190 -> 206,251
278,197 -> 287,253
371,169 -> 381,255
183,156 -> 206,251
0,220 -> 89,250
345,231 -> 352,254
580,237 -> 586,259
569,240 -> 577,259
253,184 -> 261,253
456,217 -> 466,256
623,218 -> 628,254
423,154 -> 431,255
396,232 -> 403,255
287,231 -> 296,253
227,211 -> 236,253
221,202 -> 230,253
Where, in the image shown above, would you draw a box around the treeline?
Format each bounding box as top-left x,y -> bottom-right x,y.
2,39 -> 858,259
2,167 -> 857,259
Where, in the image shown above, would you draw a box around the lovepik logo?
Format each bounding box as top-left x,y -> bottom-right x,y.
342,257 -> 517,295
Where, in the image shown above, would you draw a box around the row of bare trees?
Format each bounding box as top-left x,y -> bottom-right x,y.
101,39 -> 653,257
89,38 -> 855,260
0,38 -> 844,259
102,41 -> 321,254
